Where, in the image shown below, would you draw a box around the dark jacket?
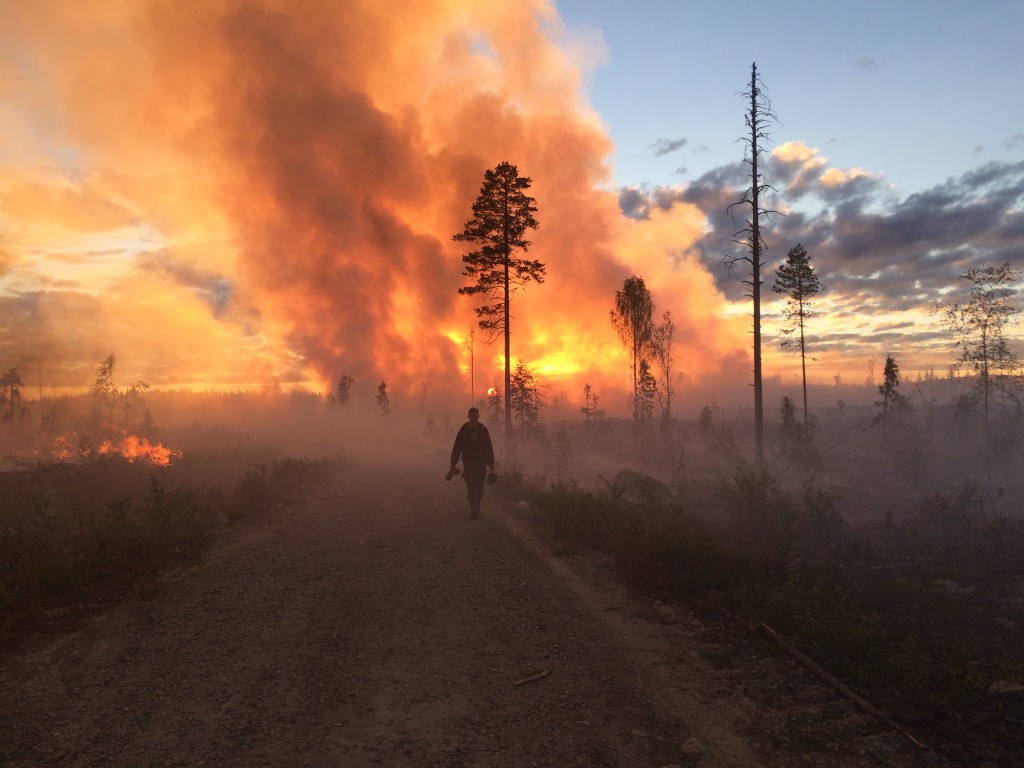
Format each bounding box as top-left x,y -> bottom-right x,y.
450,421 -> 495,468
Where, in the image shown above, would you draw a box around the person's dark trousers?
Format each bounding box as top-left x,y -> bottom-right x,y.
463,463 -> 486,517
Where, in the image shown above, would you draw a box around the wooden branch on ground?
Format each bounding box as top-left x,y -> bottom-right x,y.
513,669 -> 550,687
761,623 -> 928,751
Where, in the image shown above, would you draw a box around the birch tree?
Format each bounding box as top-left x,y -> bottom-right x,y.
610,276 -> 654,421
936,262 -> 1022,441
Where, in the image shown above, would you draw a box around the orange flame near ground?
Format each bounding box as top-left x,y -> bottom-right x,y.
50,435 -> 75,462
39,428 -> 183,466
5,431 -> 182,467
97,434 -> 182,466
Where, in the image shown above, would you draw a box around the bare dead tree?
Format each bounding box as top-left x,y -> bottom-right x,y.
650,310 -> 676,421
723,62 -> 781,465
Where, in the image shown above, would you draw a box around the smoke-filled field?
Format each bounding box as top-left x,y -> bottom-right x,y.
0,385 -> 1022,765
2,2 -> 1020,764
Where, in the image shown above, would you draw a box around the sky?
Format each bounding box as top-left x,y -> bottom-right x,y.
558,1 -> 1024,194
555,0 -> 1024,382
0,0 -> 1021,416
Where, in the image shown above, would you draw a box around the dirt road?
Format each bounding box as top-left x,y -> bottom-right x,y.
0,460 -> 950,767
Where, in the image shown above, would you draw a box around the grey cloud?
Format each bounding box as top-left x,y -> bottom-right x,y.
961,160 -> 1024,189
799,163 -> 1023,313
818,173 -> 884,204
618,187 -> 650,219
650,137 -> 687,157
619,157 -> 1024,318
136,250 -> 260,330
766,150 -> 884,204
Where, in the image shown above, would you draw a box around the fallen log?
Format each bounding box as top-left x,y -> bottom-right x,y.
761,623 -> 928,751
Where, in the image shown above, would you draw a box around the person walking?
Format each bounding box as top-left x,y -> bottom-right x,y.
447,407 -> 495,518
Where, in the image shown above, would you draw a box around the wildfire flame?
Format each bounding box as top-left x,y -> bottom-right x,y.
38,427 -> 183,466
97,434 -> 182,466
51,435 -> 75,462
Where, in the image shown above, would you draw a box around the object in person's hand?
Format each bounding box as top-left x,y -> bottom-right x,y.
445,467 -> 461,481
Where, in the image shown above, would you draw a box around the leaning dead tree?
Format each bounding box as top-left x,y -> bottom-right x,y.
724,62 -> 780,466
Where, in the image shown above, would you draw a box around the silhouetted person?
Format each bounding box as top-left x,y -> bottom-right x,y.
448,407 -> 495,518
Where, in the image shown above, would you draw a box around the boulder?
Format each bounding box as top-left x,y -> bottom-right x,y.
611,469 -> 673,509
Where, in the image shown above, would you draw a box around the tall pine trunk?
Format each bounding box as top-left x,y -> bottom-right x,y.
750,67 -> 765,464
726,63 -> 778,466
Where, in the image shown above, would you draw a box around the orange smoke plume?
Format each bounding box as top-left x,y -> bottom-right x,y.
0,1 -> 747,414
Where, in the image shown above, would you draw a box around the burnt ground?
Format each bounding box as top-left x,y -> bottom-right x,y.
0,458 -> 961,767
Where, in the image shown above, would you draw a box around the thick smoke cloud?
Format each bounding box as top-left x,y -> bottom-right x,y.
0,0 -> 744,413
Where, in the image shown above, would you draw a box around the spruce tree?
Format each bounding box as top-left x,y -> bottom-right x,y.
772,243 -> 822,442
